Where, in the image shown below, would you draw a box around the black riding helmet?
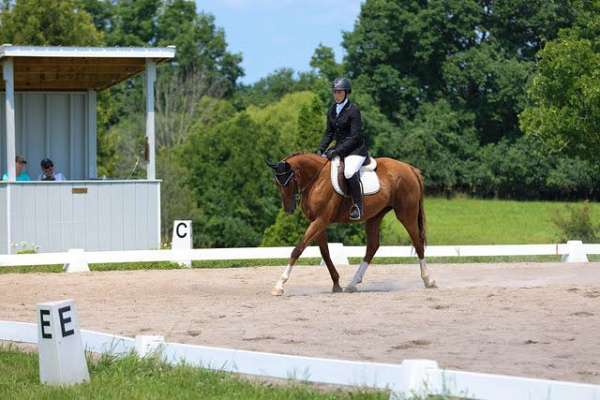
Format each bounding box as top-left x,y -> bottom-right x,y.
332,77 -> 351,94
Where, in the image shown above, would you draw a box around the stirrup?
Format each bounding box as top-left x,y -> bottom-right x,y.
349,204 -> 362,220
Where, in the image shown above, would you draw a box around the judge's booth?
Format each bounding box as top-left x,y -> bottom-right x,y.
0,45 -> 175,254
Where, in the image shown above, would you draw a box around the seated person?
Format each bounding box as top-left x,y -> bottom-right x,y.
2,155 -> 31,181
39,158 -> 66,181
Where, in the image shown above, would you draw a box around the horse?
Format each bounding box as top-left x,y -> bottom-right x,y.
267,152 -> 437,296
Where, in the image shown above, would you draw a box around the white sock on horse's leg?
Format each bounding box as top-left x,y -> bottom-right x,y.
419,258 -> 437,288
272,264 -> 294,296
346,261 -> 369,292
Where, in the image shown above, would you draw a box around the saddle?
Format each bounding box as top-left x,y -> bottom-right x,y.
330,156 -> 380,197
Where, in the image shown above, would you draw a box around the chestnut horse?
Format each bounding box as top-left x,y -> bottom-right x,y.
268,152 -> 437,296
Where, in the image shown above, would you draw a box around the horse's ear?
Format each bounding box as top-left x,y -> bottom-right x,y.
266,159 -> 278,169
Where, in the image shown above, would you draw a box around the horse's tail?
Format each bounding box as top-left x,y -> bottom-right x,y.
411,166 -> 427,247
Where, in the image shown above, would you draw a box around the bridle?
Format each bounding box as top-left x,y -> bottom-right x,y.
274,169 -> 295,188
274,161 -> 328,195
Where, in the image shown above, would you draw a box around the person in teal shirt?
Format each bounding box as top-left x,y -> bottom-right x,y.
2,155 -> 31,181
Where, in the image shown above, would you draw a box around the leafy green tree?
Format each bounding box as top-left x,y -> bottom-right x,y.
469,136 -> 553,198
296,95 -> 324,151
374,100 -> 479,193
261,209 -> 309,246
520,3 -> 600,160
342,0 -> 580,146
157,148 -> 203,242
481,0 -> 577,61
82,1 -> 244,178
0,0 -> 102,45
310,44 -> 343,82
343,0 -> 481,119
103,0 -> 160,46
183,112 -> 279,247
443,43 -> 534,143
246,91 -> 324,156
156,2 -> 243,92
236,68 -> 320,108
79,0 -> 114,33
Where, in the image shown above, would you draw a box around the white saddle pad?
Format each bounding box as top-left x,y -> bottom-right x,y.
330,156 -> 380,196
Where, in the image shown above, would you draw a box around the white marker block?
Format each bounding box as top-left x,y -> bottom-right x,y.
561,240 -> 589,263
37,299 -> 89,385
320,242 -> 350,266
63,249 -> 90,273
135,335 -> 165,357
172,220 -> 192,267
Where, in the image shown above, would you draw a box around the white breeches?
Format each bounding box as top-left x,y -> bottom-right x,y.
344,155 -> 367,179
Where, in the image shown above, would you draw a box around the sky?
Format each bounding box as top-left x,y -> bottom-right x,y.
195,0 -> 363,84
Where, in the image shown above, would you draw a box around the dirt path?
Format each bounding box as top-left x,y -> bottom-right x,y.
2,262 -> 600,384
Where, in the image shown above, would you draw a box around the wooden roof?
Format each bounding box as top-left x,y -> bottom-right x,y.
0,46 -> 175,91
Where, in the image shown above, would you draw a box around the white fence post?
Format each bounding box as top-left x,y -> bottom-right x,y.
37,299 -> 89,385
389,359 -> 440,399
172,220 -> 192,267
561,240 -> 589,263
135,335 -> 165,357
324,242 -> 350,266
63,249 -> 90,273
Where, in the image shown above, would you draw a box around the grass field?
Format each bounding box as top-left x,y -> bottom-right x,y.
381,197 -> 600,245
1,345 -> 432,400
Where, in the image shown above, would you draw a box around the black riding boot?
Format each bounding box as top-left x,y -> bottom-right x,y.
347,173 -> 364,220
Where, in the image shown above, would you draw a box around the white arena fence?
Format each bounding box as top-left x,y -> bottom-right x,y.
1,320 -> 600,400
0,241 -> 598,269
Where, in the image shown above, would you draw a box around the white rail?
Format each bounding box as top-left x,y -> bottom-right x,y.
1,320 -> 599,400
0,241 -> 597,268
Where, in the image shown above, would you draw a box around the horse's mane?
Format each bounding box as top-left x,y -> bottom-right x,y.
283,152 -> 306,161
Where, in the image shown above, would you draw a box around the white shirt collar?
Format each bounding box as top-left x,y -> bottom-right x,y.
335,98 -> 348,115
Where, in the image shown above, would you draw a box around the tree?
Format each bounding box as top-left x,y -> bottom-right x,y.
310,44 -> 343,82
155,69 -> 231,149
0,0 -> 102,45
261,209 -> 309,246
374,100 -> 479,193
157,148 -> 203,242
103,0 -> 160,46
156,2 -> 244,93
81,0 -> 244,177
341,0 -> 580,145
520,7 -> 600,161
343,0 -> 481,119
246,91 -> 324,156
481,0 -> 576,61
236,68 -> 320,108
443,42 -> 534,143
183,112 -> 279,247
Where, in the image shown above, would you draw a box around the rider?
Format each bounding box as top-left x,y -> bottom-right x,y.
317,77 -> 368,220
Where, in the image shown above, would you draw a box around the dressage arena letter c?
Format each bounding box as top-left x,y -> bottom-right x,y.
176,222 -> 188,238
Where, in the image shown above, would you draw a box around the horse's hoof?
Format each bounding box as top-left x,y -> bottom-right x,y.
345,285 -> 358,293
271,287 -> 284,296
332,285 -> 343,293
425,280 -> 438,289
